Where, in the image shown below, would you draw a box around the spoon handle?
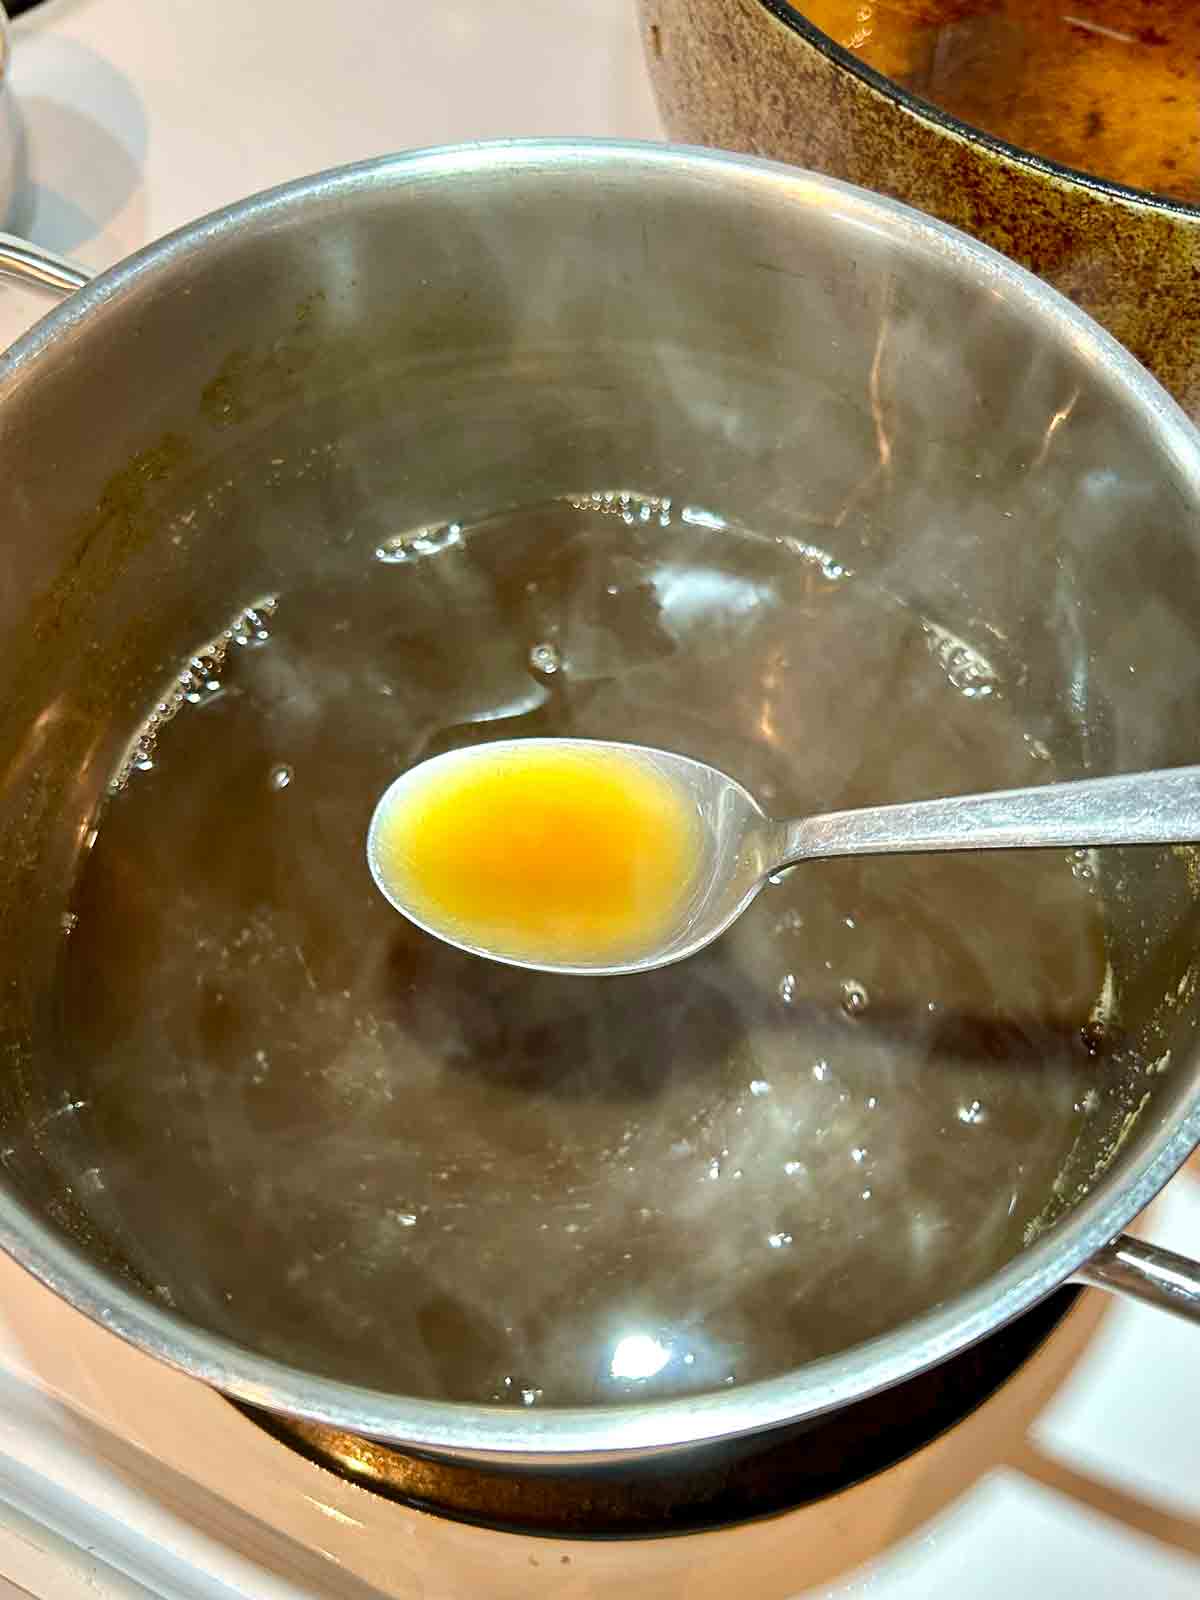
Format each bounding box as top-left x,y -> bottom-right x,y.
779,765 -> 1200,867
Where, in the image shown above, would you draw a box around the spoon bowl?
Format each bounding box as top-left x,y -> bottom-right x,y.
366,738 -> 773,976
368,739 -> 1200,977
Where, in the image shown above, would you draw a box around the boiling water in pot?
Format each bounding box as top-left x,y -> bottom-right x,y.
54,494 -> 1108,1406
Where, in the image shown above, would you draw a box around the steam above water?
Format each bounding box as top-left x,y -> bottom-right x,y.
51,494 -> 1107,1406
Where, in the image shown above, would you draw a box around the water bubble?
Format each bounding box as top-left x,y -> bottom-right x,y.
865,1095 -> 878,1111
783,1160 -> 805,1177
680,504 -> 726,531
1070,848 -> 1095,882
566,489 -> 672,527
375,522 -> 462,563
778,973 -> 797,1005
707,1158 -> 721,1181
812,1059 -> 830,1083
1080,1020 -> 1108,1058
269,764 -> 293,791
850,1146 -> 868,1164
767,1232 -> 793,1249
957,1099 -> 987,1125
947,649 -> 995,697
841,979 -> 870,1015
108,596 -> 277,793
924,622 -> 999,699
861,1188 -> 873,1201
529,640 -> 561,675
521,1387 -> 544,1407
223,598 -> 274,651
749,1079 -> 771,1097
775,534 -> 852,581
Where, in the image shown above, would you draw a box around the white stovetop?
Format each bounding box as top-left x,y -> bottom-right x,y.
1,2 -> 1199,1596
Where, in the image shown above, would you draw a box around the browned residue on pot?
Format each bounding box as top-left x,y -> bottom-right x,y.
200,290 -> 329,428
28,434 -> 193,648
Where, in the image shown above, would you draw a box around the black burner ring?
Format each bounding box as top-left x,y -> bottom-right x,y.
236,1287 -> 1079,1538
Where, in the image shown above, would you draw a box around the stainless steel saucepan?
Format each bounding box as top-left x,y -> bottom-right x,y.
0,142 -> 1198,1467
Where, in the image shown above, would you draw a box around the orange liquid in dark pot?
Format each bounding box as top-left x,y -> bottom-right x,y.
801,0 -> 1200,203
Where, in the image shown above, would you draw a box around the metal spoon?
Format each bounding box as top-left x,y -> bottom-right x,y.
367,739 -> 1200,977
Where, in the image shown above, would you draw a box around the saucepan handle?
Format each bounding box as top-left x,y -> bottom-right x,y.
0,232 -> 93,298
1071,1233 -> 1200,1324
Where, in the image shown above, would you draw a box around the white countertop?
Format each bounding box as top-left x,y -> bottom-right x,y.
0,0 -> 662,346
1,2 -> 1198,1596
